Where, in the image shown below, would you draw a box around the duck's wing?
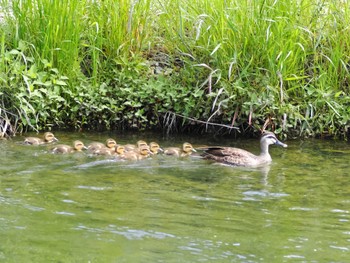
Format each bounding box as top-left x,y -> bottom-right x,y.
202,147 -> 257,166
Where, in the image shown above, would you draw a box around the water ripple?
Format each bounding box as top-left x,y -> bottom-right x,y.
329,245 -> 349,251
76,185 -> 112,191
23,204 -> 45,212
55,211 -> 76,216
74,224 -> 175,240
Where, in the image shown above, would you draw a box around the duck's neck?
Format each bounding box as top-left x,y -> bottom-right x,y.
260,143 -> 270,156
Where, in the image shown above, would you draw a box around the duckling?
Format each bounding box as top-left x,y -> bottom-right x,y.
122,144 -> 152,161
124,140 -> 148,152
94,145 -> 126,157
88,138 -> 117,152
201,132 -> 287,167
24,132 -> 58,145
114,145 -> 126,157
149,142 -> 163,154
52,140 -> 87,154
164,142 -> 196,157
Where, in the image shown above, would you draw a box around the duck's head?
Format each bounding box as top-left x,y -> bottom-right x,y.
106,138 -> 117,148
261,132 -> 288,148
44,132 -> 58,142
182,142 -> 197,153
115,145 -> 125,155
74,140 -> 87,151
149,142 -> 163,154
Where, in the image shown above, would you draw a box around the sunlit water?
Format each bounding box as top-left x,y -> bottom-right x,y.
1,131 -> 350,262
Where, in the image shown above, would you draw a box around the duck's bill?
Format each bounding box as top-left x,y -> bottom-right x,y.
276,140 -> 288,148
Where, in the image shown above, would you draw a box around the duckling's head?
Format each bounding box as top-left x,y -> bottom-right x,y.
261,132 -> 288,148
106,138 -> 117,148
44,132 -> 58,142
137,140 -> 148,147
74,140 -> 87,151
182,142 -> 196,153
149,142 -> 163,154
139,145 -> 152,156
115,145 -> 125,155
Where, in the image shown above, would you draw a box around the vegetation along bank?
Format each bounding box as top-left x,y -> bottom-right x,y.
0,0 -> 350,139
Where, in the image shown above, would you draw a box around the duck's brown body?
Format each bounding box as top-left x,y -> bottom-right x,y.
202,132 -> 287,167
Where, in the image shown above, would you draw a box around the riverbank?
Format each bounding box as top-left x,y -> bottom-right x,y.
1,0 -> 350,139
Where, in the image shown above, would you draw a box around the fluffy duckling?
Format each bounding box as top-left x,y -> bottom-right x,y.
24,132 -> 58,145
122,144 -> 152,161
94,145 -> 126,157
114,145 -> 126,157
201,132 -> 287,167
164,142 -> 196,157
88,138 -> 117,152
149,142 -> 163,154
52,140 -> 87,154
124,140 -> 148,152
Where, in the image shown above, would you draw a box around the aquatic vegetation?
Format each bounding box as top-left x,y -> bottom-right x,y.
0,0 -> 350,138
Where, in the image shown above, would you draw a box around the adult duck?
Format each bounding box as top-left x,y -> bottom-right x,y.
164,142 -> 196,157
24,132 -> 58,145
201,132 -> 287,167
52,140 -> 87,154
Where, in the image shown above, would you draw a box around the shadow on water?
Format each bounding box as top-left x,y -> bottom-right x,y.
1,132 -> 350,262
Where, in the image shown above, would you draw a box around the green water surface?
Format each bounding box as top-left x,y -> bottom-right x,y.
0,132 -> 349,262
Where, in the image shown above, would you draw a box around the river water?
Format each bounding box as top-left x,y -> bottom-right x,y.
0,131 -> 349,262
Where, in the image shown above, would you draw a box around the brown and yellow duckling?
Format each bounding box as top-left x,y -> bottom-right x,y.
164,142 -> 196,157
52,140 -> 87,154
201,132 -> 287,167
24,132 -> 58,145
93,145 -> 126,157
149,142 -> 163,154
122,144 -> 152,161
88,138 -> 117,153
124,140 -> 148,152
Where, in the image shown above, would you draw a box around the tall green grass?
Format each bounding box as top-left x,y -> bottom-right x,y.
156,0 -> 350,137
0,0 -> 350,137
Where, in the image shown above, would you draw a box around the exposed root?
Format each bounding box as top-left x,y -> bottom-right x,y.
162,111 -> 239,135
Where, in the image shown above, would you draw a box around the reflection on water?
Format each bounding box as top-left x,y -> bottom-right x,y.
0,132 -> 350,262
